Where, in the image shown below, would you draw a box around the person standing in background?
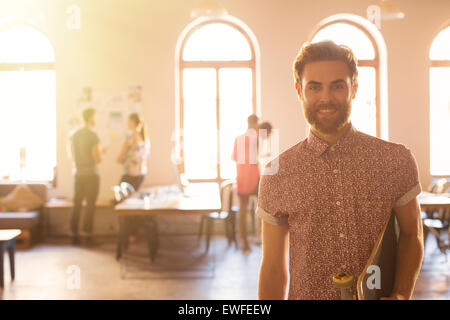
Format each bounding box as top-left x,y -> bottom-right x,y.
254,121 -> 274,244
232,114 -> 260,254
258,121 -> 274,172
116,113 -> 150,191
68,108 -> 102,246
116,113 -> 150,243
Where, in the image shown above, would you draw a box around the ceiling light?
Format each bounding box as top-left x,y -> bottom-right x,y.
377,0 -> 405,20
190,0 -> 228,19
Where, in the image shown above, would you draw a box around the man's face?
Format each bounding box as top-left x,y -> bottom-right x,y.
296,60 -> 357,135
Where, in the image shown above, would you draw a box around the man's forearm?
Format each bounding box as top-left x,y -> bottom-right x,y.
258,263 -> 288,300
392,233 -> 424,299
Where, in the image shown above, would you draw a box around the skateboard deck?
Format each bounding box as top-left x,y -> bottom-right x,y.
357,211 -> 399,300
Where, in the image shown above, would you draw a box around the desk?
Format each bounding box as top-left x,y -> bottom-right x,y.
418,192 -> 450,211
114,183 -> 221,261
0,229 -> 21,288
418,192 -> 450,255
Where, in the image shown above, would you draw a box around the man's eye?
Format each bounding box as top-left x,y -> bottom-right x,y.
332,84 -> 345,89
309,85 -> 320,91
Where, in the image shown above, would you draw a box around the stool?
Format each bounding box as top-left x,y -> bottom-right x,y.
0,229 -> 21,288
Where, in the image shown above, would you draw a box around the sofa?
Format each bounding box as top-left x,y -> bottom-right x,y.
0,183 -> 47,247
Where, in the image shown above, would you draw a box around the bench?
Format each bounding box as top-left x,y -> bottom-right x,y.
0,184 -> 47,247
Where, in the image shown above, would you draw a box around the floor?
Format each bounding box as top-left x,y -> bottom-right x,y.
412,231 -> 449,300
0,231 -> 448,300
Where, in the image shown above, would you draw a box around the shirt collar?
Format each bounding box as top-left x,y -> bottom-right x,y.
306,123 -> 358,157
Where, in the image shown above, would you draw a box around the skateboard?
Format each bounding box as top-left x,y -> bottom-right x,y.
333,211 -> 399,300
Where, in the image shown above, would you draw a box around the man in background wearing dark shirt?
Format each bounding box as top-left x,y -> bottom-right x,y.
69,108 -> 102,246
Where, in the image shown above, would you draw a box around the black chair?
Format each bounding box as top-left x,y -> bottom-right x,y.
113,185 -> 125,204
422,179 -> 450,260
423,211 -> 449,259
116,182 -> 137,251
114,184 -> 128,260
120,182 -> 135,197
198,179 -> 237,252
114,184 -> 159,262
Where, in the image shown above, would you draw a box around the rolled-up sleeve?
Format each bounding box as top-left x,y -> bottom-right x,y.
256,164 -> 289,226
393,146 -> 421,208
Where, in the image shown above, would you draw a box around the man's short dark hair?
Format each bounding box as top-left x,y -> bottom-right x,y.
293,40 -> 358,86
247,114 -> 258,127
82,108 -> 95,123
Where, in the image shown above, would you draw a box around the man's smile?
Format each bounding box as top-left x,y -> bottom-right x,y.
317,108 -> 338,117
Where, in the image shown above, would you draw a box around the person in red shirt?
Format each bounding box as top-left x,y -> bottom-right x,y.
232,114 -> 260,254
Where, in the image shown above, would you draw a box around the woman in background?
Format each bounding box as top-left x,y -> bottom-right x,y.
232,114 -> 260,254
258,121 -> 273,171
117,113 -> 150,244
117,113 -> 150,191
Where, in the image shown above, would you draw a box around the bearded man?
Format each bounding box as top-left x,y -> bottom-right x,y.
256,41 -> 424,300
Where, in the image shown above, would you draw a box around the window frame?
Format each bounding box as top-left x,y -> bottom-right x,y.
176,17 -> 259,182
429,23 -> 450,178
0,24 -> 56,184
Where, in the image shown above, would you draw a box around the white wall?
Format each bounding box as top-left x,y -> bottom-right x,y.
1,0 -> 448,201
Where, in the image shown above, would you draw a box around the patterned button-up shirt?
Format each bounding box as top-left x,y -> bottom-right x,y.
256,124 -> 421,300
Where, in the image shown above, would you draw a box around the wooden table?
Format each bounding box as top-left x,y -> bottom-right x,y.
418,192 -> 450,211
418,192 -> 450,255
114,182 -> 221,262
0,229 -> 21,288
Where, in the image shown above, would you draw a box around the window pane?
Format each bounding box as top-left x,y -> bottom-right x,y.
0,71 -> 21,180
430,26 -> 450,60
22,70 -> 56,181
0,26 -> 54,63
312,23 -> 375,60
351,67 -> 376,137
219,68 -> 253,179
183,23 -> 252,61
0,70 -> 56,181
183,68 -> 217,179
430,67 -> 450,175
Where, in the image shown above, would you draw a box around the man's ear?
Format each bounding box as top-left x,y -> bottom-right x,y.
295,82 -> 302,99
351,79 -> 358,99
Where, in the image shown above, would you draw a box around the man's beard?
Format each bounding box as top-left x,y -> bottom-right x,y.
302,100 -> 352,135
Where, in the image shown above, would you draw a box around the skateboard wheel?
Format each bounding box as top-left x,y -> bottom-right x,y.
333,271 -> 354,288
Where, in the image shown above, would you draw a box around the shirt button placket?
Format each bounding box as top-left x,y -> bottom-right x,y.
333,160 -> 347,271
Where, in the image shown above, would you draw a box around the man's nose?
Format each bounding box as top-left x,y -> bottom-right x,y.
319,87 -> 332,103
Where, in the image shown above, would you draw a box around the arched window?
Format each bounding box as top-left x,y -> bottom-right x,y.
310,15 -> 388,139
175,17 -> 260,181
0,25 -> 55,181
429,24 -> 450,176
